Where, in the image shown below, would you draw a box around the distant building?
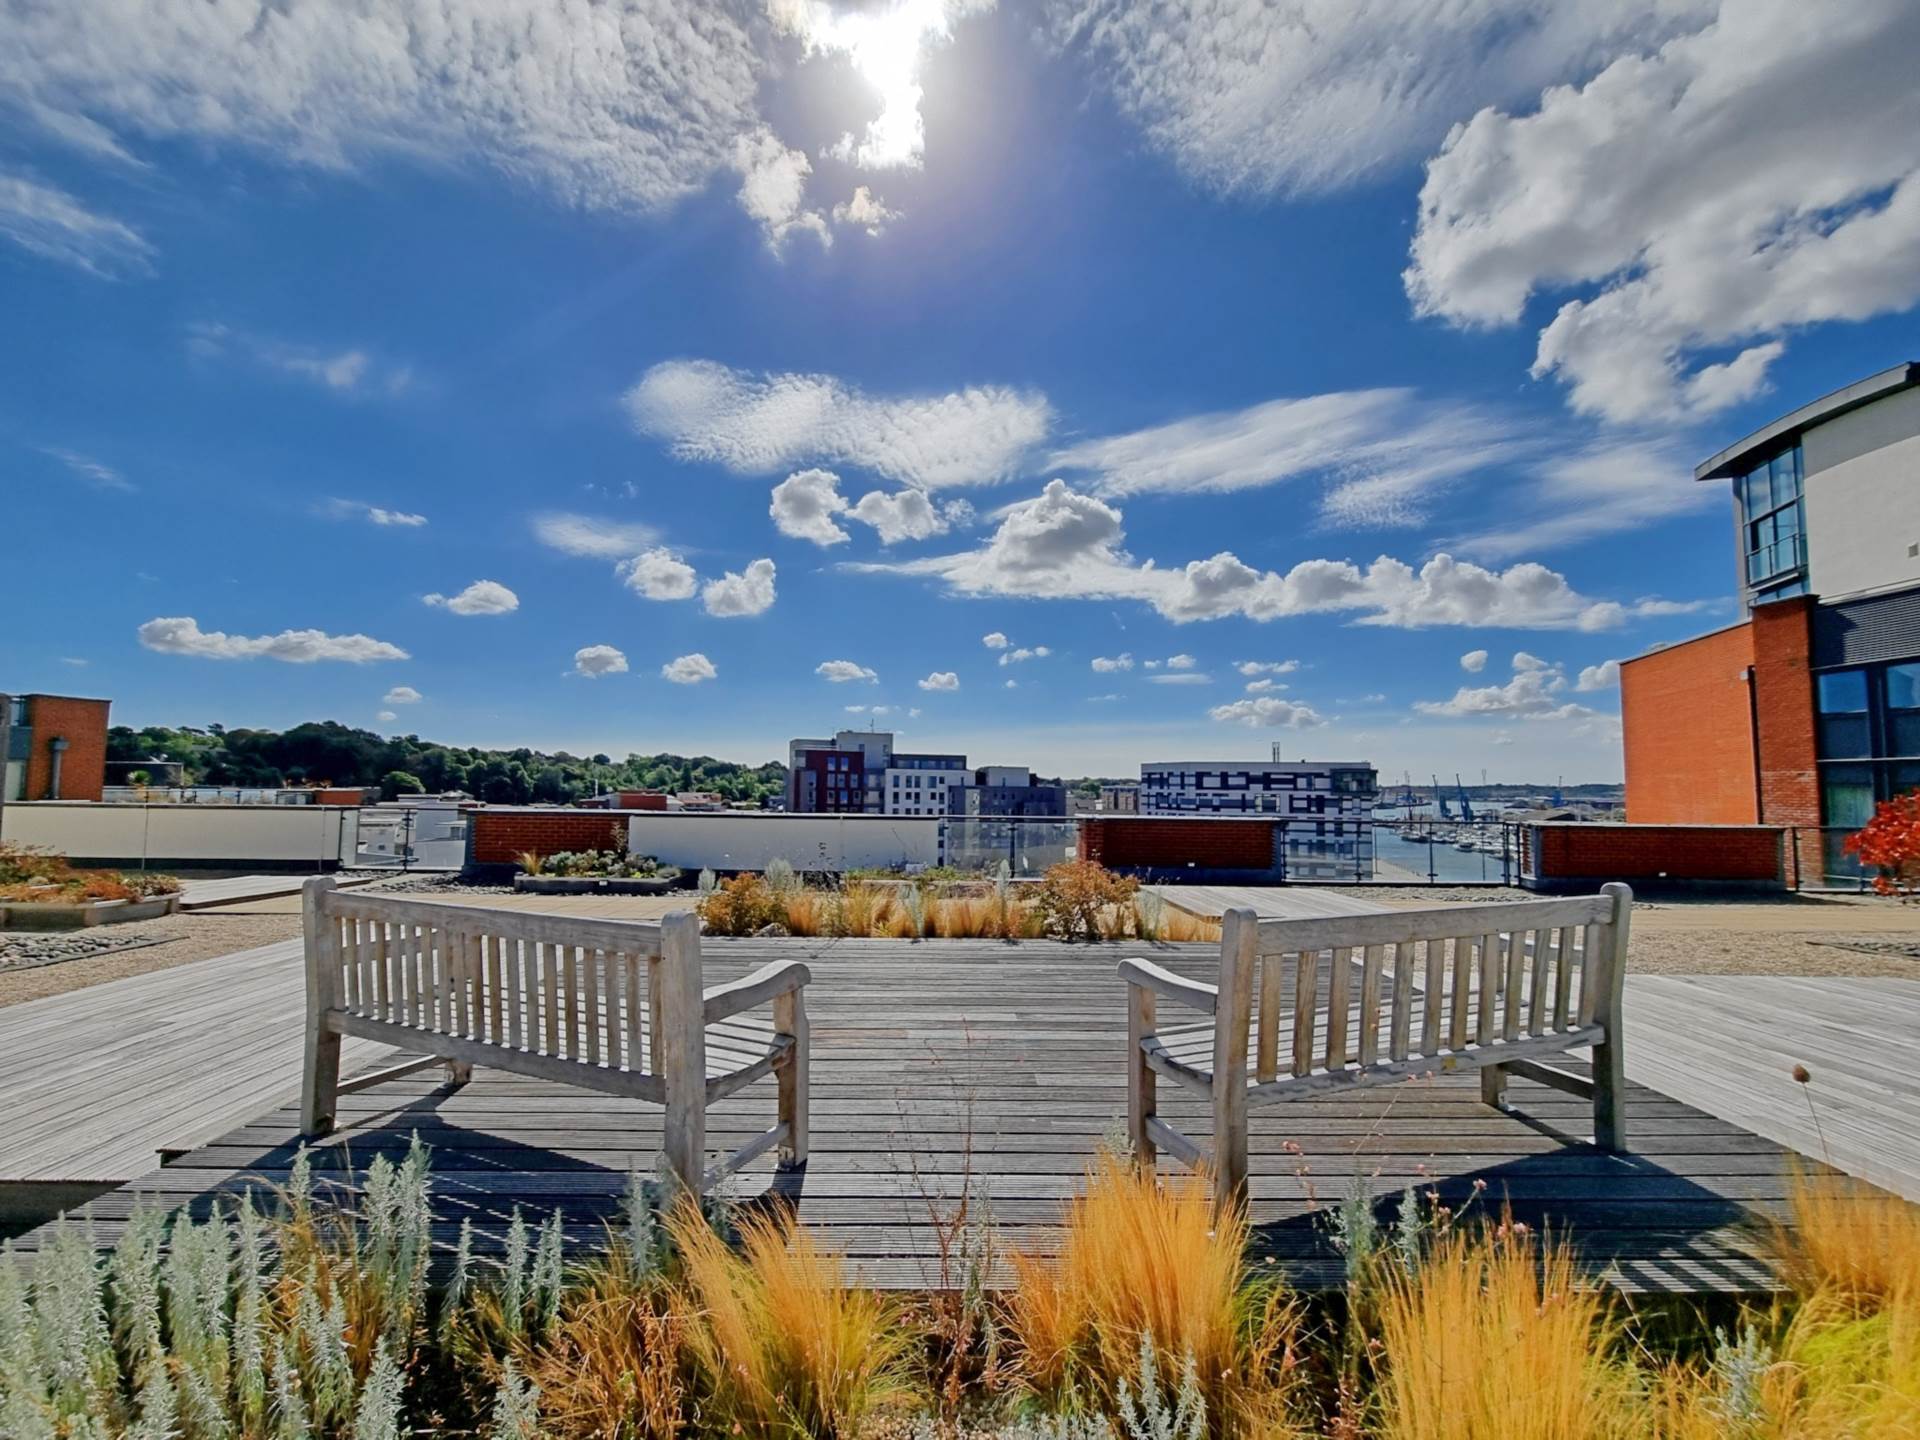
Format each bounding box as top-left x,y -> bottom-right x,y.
1620,361 -> 1920,883
3,692 -> 111,802
786,729 -> 1059,818
580,790 -> 672,810
1139,757 -> 1379,881
947,766 -> 1068,818
1099,783 -> 1140,814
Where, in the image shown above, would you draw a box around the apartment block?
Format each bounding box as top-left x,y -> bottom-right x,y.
3,692 -> 111,802
785,729 -> 1064,818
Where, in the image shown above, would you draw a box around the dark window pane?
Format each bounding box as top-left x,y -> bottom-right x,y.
1817,670 -> 1869,713
1775,502 -> 1802,540
1745,465 -> 1772,514
1821,764 -> 1875,828
1818,716 -> 1872,758
1889,761 -> 1920,796
1888,663 -> 1920,711
1889,713 -> 1920,757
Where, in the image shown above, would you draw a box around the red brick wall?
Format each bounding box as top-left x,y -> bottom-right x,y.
1620,622 -> 1756,824
1526,824 -> 1782,884
1080,818 -> 1276,871
311,788 -> 368,806
470,809 -> 628,865
23,694 -> 110,802
612,791 -> 669,810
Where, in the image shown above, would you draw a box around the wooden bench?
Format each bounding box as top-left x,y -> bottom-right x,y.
299,878 -> 810,1199
1120,884 -> 1632,1210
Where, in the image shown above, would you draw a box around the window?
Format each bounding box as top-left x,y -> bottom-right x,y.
1739,445 -> 1806,601
1816,669 -> 1871,758
1888,663 -> 1920,756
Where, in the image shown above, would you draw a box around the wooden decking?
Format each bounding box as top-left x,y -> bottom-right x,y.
9,934 -> 1828,1295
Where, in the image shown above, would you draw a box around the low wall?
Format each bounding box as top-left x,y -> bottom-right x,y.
626,813 -> 942,874
1520,823 -> 1784,891
1080,817 -> 1282,882
467,809 -> 629,868
0,802 -> 353,871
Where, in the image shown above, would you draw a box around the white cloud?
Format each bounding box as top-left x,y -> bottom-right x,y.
1042,1 -> 1702,198
1149,672 -> 1211,686
1049,388 -> 1536,528
1407,0 -> 1920,422
1,0 -> 769,214
423,580 -> 519,616
846,488 -> 963,544
701,558 -> 777,617
324,498 -> 427,527
1235,660 -> 1298,676
187,322 -> 410,396
982,632 -> 1010,649
573,645 -> 629,679
1088,693 -> 1121,703
816,659 -> 879,683
1460,650 -> 1489,673
1165,654 -> 1196,670
618,548 -> 698,602
770,469 -> 852,546
1091,653 -> 1134,672
732,126 -> 829,253
998,645 -> 1051,666
1450,439 -> 1717,560
1004,678 -> 1018,689
1415,652 -> 1602,722
856,479 -> 1672,630
918,671 -> 960,691
1143,660 -> 1161,670
832,185 -> 901,236
1210,697 -> 1326,729
1244,678 -> 1284,694
661,652 -> 716,685
138,616 -> 407,663
771,0 -> 984,170
59,657 -> 87,667
0,172 -> 151,276
376,710 -> 398,723
42,446 -> 133,491
382,685 -> 423,705
534,512 -> 659,559
1577,659 -> 1621,692
625,359 -> 1050,490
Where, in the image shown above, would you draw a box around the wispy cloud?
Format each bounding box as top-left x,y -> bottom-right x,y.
533,512 -> 659,558
41,446 -> 133,491
0,172 -> 152,276
187,322 -> 413,396
326,498 -> 426,527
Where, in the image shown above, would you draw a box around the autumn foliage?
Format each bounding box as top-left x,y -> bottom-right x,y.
1844,791 -> 1920,896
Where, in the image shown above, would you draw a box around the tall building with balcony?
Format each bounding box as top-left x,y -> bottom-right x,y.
3,692 -> 111,802
1620,361 -> 1920,882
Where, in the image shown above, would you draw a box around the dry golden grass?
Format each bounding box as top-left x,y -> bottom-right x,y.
1006,1150 -> 1304,1435
669,1205 -> 918,1438
1374,1222 -> 1633,1440
1775,1162 -> 1920,1303
520,1252 -> 688,1439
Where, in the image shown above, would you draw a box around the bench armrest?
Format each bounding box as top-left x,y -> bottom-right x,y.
704,959 -> 812,1024
1117,957 -> 1217,1016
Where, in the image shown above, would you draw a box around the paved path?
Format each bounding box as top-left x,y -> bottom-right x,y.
179,874 -> 376,911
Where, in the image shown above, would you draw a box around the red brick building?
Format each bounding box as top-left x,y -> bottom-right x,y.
4,693 -> 111,802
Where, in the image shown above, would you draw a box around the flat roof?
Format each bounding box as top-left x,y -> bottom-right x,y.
1695,361 -> 1920,482
1141,760 -> 1373,769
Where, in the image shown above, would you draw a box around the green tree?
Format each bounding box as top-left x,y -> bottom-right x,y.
381,770 -> 426,797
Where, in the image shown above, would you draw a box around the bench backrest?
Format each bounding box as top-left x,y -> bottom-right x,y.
1228,885 -> 1631,1082
308,886 -> 682,1078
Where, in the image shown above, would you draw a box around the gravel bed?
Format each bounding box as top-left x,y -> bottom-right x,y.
348,872 -> 516,896
0,931 -> 163,972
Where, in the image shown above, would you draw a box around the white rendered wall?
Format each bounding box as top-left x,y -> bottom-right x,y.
1804,386 -> 1920,599
3,802 -> 354,865
626,812 -> 941,872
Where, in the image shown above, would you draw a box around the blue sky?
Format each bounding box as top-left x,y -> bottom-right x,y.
4,0 -> 1918,780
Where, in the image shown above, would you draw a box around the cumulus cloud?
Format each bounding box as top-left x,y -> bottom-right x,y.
1091,653 -> 1134,672
1460,650 -> 1489,673
816,659 -> 879,683
998,645 -> 1051,666
376,710 -> 398,723
982,632 -> 1009,649
138,616 -> 408,663
918,671 -> 960,691
625,359 -> 1050,490
1577,659 -> 1621,692
0,0 -> 769,215
1415,652 -> 1602,722
619,548 -> 698,602
832,185 -> 901,235
1210,697 -> 1326,729
423,580 -> 519,616
1244,678 -> 1285,694
701,558 -> 777,617
1042,1 -> 1702,198
1049,388 -> 1537,528
733,126 -> 829,252
382,686 -> 422,705
573,645 -> 629,679
535,512 -> 660,559
1165,654 -> 1196,670
661,652 -> 716,685
0,172 -> 151,276
1406,0 -> 1920,422
847,488 -> 966,544
770,469 -> 852,546
854,479 -> 1672,630
1235,660 -> 1297,676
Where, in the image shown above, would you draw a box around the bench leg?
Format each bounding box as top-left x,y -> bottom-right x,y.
1592,1034 -> 1626,1151
300,1022 -> 341,1137
1127,985 -> 1156,1168
446,1061 -> 473,1087
1480,1063 -> 1508,1110
775,989 -> 809,1168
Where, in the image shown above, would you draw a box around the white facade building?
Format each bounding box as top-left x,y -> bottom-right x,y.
1138,757 -> 1379,881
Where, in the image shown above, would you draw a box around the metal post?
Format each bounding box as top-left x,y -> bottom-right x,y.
401,807 -> 414,873
0,692 -> 10,845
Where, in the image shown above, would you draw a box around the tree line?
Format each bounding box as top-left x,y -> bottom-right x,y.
106,721 -> 788,806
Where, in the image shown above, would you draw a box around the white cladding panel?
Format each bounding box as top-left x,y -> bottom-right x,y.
4,802 -> 354,864
627,812 -> 941,871
1803,386 -> 1920,599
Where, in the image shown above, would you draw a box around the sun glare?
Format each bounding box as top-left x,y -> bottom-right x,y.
774,0 -> 975,169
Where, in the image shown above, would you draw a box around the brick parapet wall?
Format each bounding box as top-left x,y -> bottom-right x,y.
1524,823 -> 1783,887
1620,621 -> 1757,825
1749,597 -> 1820,886
22,695 -> 110,802
1080,817 -> 1278,873
469,809 -> 629,866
